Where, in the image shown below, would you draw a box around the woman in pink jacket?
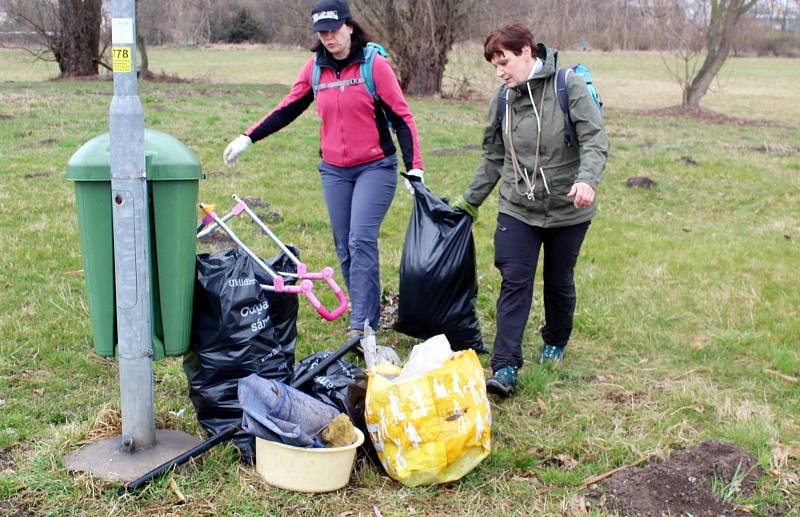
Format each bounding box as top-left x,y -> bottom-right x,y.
223,0 -> 424,336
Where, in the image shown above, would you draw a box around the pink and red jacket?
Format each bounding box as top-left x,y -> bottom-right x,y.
245,47 -> 424,171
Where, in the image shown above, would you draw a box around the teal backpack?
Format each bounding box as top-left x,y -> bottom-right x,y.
311,42 -> 387,100
554,64 -> 602,146
498,63 -> 602,147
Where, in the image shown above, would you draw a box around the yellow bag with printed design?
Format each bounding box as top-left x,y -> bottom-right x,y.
364,347 -> 491,487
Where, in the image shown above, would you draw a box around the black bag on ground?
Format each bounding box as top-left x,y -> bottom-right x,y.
290,352 -> 365,413
290,352 -> 382,468
183,247 -> 298,463
394,177 -> 485,351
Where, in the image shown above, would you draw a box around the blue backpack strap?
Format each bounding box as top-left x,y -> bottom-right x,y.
311,55 -> 322,99
361,42 -> 387,101
555,66 -> 575,147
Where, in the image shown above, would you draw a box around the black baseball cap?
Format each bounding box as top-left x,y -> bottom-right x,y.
311,0 -> 351,32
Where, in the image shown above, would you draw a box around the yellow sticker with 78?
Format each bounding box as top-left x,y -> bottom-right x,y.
112,47 -> 132,73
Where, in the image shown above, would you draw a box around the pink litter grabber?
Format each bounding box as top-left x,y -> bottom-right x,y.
197,194 -> 348,322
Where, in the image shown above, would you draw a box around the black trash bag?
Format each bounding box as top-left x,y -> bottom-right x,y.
253,249 -> 299,367
290,351 -> 365,414
183,247 -> 298,463
394,177 -> 486,352
290,352 -> 382,468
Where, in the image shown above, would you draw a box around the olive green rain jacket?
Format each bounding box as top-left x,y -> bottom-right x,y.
463,44 -> 609,228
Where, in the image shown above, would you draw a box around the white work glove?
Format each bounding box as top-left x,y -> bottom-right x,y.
404,168 -> 424,195
223,135 -> 252,166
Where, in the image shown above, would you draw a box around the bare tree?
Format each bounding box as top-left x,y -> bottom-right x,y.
137,19 -> 149,79
654,0 -> 707,104
149,0 -> 212,46
134,0 -> 179,78
355,0 -> 478,96
7,0 -> 103,77
684,0 -> 757,106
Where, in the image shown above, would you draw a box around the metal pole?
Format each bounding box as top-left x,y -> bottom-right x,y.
110,0 -> 155,450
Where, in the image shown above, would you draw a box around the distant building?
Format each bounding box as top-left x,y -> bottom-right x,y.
756,0 -> 800,32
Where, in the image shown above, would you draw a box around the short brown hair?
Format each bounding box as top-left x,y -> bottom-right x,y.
483,22 -> 534,62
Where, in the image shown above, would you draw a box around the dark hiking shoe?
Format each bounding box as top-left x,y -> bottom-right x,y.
470,342 -> 492,355
486,365 -> 518,397
538,344 -> 565,365
346,328 -> 364,340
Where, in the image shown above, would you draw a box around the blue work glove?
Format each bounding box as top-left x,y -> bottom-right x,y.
452,195 -> 478,219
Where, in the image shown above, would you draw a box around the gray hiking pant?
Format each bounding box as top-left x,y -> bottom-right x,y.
318,154 -> 397,330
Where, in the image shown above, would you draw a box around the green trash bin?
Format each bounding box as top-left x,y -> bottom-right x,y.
65,129 -> 204,359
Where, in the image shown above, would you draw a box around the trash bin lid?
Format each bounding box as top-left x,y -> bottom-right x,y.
66,129 -> 203,181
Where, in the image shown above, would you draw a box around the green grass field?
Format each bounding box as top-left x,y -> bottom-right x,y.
0,45 -> 799,516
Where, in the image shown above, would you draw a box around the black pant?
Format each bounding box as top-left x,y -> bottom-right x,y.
492,214 -> 590,371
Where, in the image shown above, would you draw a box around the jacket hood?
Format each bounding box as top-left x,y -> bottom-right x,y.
506,44 -> 557,96
528,43 -> 558,82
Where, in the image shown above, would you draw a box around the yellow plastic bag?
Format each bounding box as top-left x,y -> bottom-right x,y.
364,347 -> 491,487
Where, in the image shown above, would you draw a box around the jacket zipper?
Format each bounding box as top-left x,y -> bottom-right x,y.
336,69 -> 347,161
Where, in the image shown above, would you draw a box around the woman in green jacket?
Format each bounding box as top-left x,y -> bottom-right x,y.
454,22 -> 609,397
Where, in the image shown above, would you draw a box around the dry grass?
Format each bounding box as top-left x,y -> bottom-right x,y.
0,48 -> 798,515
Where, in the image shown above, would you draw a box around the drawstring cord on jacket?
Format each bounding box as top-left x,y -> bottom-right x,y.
506,80 -> 548,200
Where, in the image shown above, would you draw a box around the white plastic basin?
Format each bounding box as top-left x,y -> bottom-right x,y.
255,428 -> 364,493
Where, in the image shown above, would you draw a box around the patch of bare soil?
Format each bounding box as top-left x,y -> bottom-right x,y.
0,446 -> 35,516
590,440 -> 763,517
432,144 -> 480,156
0,114 -> 12,120
604,389 -> 647,404
625,176 -> 657,189
380,291 -> 400,330
198,229 -> 236,249
0,501 -> 34,517
197,196 -> 283,249
676,155 -> 698,166
49,71 -> 191,83
0,447 -> 14,472
23,172 -> 50,179
638,105 -> 794,129
258,211 -> 283,225
720,142 -> 800,158
158,87 -> 253,98
140,71 -> 193,83
240,196 -> 269,209
749,143 -> 800,156
248,199 -> 283,225
206,170 -> 243,179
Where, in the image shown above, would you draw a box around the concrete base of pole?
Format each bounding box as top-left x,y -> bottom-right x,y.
64,429 -> 202,482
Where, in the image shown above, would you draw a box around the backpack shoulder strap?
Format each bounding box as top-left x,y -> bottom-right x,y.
496,84 -> 509,134
311,55 -> 322,99
554,67 -> 572,116
361,42 -> 387,101
554,67 -> 576,147
366,41 -> 388,57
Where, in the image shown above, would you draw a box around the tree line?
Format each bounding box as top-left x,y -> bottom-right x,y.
1,0 -> 798,106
